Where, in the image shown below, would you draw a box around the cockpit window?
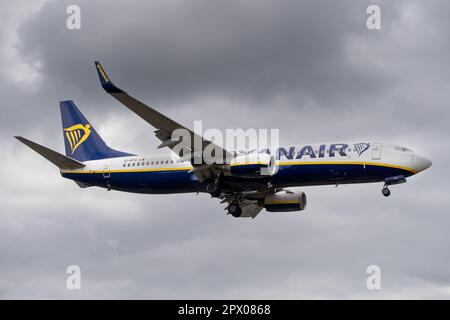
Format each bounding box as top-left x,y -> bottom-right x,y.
394,146 -> 412,152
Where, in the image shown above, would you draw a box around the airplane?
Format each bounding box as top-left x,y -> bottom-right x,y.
14,62 -> 432,218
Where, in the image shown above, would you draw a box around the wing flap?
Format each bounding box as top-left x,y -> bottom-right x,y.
240,202 -> 263,218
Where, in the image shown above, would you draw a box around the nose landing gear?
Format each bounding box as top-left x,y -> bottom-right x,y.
381,175 -> 406,197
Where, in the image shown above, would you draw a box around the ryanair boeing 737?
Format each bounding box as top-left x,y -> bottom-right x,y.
15,62 -> 432,218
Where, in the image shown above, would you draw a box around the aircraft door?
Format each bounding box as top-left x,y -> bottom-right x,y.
103,162 -> 111,179
372,143 -> 381,160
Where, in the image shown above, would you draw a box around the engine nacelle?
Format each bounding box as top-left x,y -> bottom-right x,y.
263,191 -> 307,212
227,153 -> 278,177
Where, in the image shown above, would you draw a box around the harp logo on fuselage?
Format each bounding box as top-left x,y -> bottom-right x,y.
353,143 -> 370,157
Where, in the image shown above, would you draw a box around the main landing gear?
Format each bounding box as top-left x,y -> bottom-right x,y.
206,181 -> 221,198
227,202 -> 242,218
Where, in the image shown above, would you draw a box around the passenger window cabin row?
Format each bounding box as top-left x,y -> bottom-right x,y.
122,159 -> 175,168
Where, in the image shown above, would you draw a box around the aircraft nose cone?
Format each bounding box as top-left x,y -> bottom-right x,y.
413,155 -> 432,172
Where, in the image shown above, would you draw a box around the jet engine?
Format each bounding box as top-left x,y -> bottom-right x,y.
227,153 -> 278,177
263,191 -> 307,212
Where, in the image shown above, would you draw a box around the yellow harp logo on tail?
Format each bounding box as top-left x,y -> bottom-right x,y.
64,124 -> 92,154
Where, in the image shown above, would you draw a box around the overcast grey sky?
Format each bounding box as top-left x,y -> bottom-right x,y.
0,0 -> 449,299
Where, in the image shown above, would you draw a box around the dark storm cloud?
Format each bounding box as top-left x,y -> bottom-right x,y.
7,0 -> 448,138
1,0 -> 450,299
16,0 -> 392,107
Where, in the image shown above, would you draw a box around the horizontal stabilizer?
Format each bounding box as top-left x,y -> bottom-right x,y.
14,136 -> 85,170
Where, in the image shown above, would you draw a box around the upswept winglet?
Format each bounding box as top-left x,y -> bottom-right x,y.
94,61 -> 124,93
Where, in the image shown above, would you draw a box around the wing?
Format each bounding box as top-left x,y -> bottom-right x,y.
94,61 -> 234,181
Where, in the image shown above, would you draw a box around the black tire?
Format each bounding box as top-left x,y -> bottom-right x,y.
228,203 -> 242,217
382,187 -> 391,197
206,182 -> 221,197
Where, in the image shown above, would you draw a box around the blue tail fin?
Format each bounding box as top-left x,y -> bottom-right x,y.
60,100 -> 133,161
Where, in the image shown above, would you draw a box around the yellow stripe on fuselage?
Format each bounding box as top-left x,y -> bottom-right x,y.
62,166 -> 193,174
60,161 -> 416,175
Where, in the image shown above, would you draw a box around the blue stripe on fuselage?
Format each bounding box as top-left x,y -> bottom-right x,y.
61,163 -> 414,194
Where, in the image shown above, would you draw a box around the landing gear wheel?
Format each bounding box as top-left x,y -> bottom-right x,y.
382,186 -> 391,197
228,202 -> 242,218
206,182 -> 221,197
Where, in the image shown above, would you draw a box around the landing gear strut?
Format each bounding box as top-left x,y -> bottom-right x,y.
382,185 -> 391,197
381,175 -> 406,197
227,202 -> 242,218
